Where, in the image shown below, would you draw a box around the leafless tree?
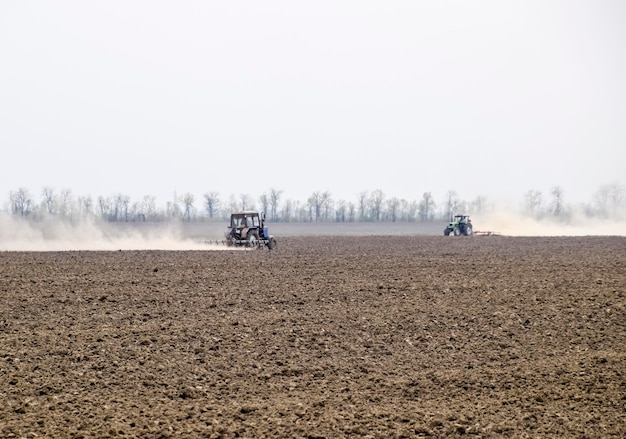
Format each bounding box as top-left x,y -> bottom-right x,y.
308,191 -> 331,222
42,186 -> 56,215
594,183 -> 624,218
227,194 -> 239,214
269,188 -> 282,221
97,196 -> 111,220
608,183 -> 625,217
387,197 -> 400,222
281,199 -> 294,222
357,191 -> 368,220
9,188 -> 32,216
239,194 -> 254,211
323,194 -> 333,221
369,189 -> 384,221
203,191 -> 220,219
259,193 -> 269,217
166,200 -> 182,220
524,189 -> 543,218
58,189 -> 73,219
347,202 -> 356,222
112,193 -> 130,221
406,200 -> 418,222
418,192 -> 436,221
335,200 -> 347,222
550,186 -> 565,218
470,195 -> 488,214
78,195 -> 93,217
141,195 -> 157,220
443,190 -> 459,220
182,193 -> 195,222
593,186 -> 610,218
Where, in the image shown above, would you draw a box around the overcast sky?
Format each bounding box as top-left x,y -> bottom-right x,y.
1,1 -> 624,209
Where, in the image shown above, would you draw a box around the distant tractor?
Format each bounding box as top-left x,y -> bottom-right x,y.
225,211 -> 277,249
444,214 -> 473,236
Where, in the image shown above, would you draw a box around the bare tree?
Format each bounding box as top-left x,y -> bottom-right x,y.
239,194 -> 254,211
166,200 -> 182,220
9,188 -> 32,216
281,199 -> 294,222
418,192 -> 436,221
550,186 -> 565,218
369,189 -> 384,222
524,189 -> 543,218
181,193 -> 194,222
97,196 -> 111,220
269,188 -> 282,221
443,190 -> 459,220
58,189 -> 73,219
203,191 -> 220,219
594,183 -> 624,218
111,193 -> 130,221
259,193 -> 269,216
323,193 -> 333,221
141,195 -> 157,220
406,200 -> 418,222
308,191 -> 331,222
357,191 -> 369,221
78,195 -> 93,217
335,200 -> 347,222
227,194 -> 239,214
42,186 -> 56,215
347,202 -> 356,222
387,197 -> 400,222
608,183 -> 625,217
470,195 -> 488,214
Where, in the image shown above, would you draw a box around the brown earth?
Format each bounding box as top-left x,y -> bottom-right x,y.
1,236 -> 625,438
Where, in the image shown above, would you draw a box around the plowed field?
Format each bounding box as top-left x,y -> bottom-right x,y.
1,236 -> 625,438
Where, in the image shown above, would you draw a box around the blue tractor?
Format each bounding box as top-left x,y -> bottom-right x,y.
225,211 -> 277,249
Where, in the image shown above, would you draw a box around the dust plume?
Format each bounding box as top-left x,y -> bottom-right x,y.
473,210 -> 626,237
0,216 -> 228,251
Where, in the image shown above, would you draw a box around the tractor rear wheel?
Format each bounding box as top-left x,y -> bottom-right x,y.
464,224 -> 473,236
247,231 -> 259,248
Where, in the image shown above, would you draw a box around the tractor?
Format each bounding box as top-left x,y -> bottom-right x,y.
225,211 -> 277,249
444,214 -> 473,236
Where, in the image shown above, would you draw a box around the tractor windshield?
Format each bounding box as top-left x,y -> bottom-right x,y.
230,214 -> 259,228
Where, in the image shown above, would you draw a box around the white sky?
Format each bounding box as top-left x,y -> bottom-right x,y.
1,1 -> 625,209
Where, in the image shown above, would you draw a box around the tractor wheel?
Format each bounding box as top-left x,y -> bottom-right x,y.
247,231 -> 259,248
453,227 -> 461,236
267,237 -> 277,250
444,229 -> 451,236
464,224 -> 473,236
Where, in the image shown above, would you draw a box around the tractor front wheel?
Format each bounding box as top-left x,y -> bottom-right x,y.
453,227 -> 461,236
267,237 -> 277,250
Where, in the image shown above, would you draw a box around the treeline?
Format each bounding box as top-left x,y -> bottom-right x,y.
3,183 -> 625,223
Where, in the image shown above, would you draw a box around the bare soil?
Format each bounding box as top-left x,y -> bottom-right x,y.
1,236 -> 625,438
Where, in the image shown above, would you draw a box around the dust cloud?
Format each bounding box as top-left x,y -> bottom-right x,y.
0,216 -> 228,251
473,210 -> 626,237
